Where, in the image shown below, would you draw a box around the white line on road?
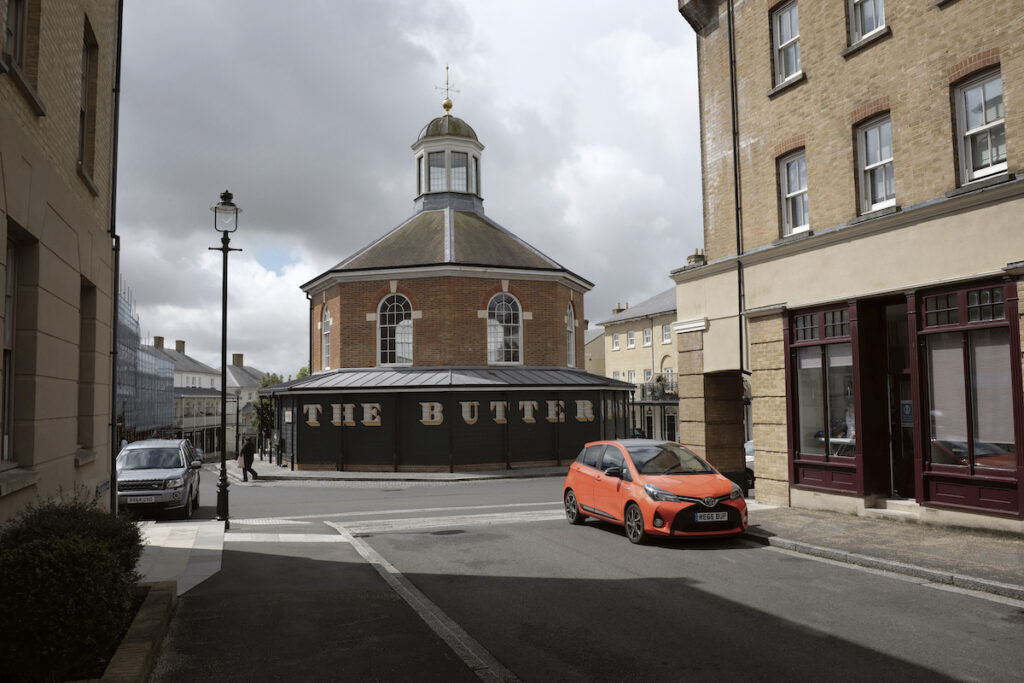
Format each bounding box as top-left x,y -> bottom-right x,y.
263,501 -> 562,523
344,509 -> 564,534
327,522 -> 520,683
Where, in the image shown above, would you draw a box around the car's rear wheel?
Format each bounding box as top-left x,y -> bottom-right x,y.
624,503 -> 646,544
564,489 -> 585,525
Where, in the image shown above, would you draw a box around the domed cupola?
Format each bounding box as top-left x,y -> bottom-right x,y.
411,96 -> 485,213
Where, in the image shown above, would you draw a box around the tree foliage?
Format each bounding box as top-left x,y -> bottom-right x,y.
251,372 -> 284,437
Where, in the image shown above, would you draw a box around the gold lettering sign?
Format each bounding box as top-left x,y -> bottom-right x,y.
420,402 -> 444,426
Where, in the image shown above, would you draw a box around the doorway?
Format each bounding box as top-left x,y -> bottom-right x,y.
885,304 -> 915,498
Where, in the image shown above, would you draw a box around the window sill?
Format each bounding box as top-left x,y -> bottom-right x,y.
773,229 -> 814,246
75,448 -> 96,467
946,172 -> 1015,199
78,164 -> 100,197
767,72 -> 806,99
841,26 -> 892,59
851,205 -> 901,225
0,466 -> 40,498
4,60 -> 46,116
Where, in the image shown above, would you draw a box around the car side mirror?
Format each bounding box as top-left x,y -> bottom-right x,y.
190,461 -> 202,469
603,466 -> 622,478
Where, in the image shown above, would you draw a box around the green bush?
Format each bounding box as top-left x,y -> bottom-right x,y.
0,496 -> 144,681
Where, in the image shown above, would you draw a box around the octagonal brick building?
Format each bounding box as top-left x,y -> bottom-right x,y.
267,101 -> 633,471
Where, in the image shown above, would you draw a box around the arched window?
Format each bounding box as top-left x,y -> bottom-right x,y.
566,302 -> 576,367
379,294 -> 413,365
487,293 -> 521,364
321,307 -> 332,370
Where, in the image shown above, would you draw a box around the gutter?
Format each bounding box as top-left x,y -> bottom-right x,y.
108,0 -> 125,513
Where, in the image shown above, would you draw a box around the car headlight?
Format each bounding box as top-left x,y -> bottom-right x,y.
644,484 -> 684,503
166,477 -> 184,489
729,483 -> 743,500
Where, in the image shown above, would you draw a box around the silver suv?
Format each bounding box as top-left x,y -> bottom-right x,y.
116,439 -> 202,519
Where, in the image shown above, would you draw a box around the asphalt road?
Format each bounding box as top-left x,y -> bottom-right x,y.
169,471 -> 1024,682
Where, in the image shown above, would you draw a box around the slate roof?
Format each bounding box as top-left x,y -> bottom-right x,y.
227,364 -> 267,389
144,345 -> 218,375
307,206 -> 591,287
584,328 -> 605,346
259,366 -> 634,395
597,288 -> 677,326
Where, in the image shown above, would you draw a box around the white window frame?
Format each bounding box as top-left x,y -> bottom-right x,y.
662,324 -> 671,344
612,371 -> 621,380
848,0 -> 885,45
856,115 -> 895,213
321,307 -> 332,370
487,293 -> 522,365
627,331 -> 636,349
772,1 -> 801,86
612,333 -> 620,351
378,294 -> 413,366
643,328 -> 652,347
955,70 -> 1007,184
627,370 -> 636,383
779,150 -> 809,235
644,369 -> 653,382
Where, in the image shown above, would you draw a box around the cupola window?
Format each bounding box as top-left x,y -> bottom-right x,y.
451,152 -> 468,192
428,152 -> 445,191
487,293 -> 522,364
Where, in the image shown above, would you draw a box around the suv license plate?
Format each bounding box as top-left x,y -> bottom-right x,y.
695,511 -> 728,522
126,496 -> 155,504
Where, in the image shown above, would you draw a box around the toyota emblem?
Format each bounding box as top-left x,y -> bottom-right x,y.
702,496 -> 716,507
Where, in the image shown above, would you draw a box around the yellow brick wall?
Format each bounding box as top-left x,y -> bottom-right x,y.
748,311 -> 789,506
694,0 -> 1024,258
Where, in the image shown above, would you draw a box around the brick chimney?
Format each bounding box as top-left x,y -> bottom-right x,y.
232,353 -> 244,367
612,302 -> 629,315
175,340 -> 186,354
686,248 -> 707,267
153,336 -> 164,349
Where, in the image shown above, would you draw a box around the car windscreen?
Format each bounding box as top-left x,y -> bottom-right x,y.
626,443 -> 714,475
117,448 -> 183,471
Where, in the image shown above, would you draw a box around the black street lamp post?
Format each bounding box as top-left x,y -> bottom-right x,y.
211,191 -> 241,529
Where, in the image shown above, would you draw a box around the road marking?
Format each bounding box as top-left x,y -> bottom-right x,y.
328,522 -> 520,683
223,533 -> 350,543
268,501 -> 562,523
344,509 -> 564,534
230,518 -> 314,526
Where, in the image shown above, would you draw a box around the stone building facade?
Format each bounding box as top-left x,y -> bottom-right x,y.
0,0 -> 121,521
677,0 -> 1024,531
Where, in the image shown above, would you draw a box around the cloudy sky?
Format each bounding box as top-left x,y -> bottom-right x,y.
117,1 -> 703,379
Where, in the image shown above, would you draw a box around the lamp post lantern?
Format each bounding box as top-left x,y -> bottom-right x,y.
211,190 -> 242,529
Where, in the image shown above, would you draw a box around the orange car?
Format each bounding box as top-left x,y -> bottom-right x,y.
563,439 -> 748,544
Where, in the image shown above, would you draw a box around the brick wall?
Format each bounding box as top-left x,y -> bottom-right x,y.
694,0 -> 1024,257
748,311 -> 790,507
312,276 -> 585,370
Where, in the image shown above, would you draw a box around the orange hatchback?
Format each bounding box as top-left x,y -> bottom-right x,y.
563,439 -> 748,544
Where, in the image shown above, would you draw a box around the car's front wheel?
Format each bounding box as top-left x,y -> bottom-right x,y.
179,489 -> 193,520
624,503 -> 646,544
564,489 -> 585,525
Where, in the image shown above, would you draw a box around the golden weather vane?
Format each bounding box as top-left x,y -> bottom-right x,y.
435,64 -> 460,114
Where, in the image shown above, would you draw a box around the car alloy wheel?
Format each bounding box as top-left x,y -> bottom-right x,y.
564,490 -> 585,525
624,503 -> 646,544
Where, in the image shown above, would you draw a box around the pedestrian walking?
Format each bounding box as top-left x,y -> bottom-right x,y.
240,437 -> 258,482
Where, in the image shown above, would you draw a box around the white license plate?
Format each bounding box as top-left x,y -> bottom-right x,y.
695,511 -> 728,522
126,496 -> 155,504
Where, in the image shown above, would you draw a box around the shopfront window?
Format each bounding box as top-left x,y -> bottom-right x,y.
791,307 -> 855,459
922,285 -> 1016,472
